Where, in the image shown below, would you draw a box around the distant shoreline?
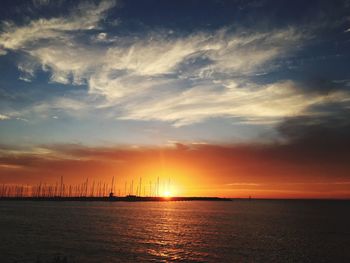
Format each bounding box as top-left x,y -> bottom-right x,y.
0,197 -> 349,202
0,196 -> 232,202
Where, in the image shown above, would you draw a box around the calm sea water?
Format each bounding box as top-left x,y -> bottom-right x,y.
0,200 -> 349,263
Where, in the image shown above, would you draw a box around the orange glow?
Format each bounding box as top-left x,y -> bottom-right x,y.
0,143 -> 349,199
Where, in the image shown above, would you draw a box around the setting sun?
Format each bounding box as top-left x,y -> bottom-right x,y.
162,190 -> 172,198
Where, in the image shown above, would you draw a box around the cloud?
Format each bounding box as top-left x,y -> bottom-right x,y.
0,114 -> 10,120
116,79 -> 350,127
18,61 -> 37,82
28,96 -> 91,119
0,0 -> 116,51
278,101 -> 350,154
0,94 -> 93,121
29,43 -> 105,85
1,0 -> 349,130
100,27 -> 302,78
226,183 -> 261,186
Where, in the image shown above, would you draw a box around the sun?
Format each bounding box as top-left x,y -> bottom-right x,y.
162,190 -> 172,198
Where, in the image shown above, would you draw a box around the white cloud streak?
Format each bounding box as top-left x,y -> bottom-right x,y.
0,0 -> 116,51
0,114 -> 10,120
118,80 -> 350,126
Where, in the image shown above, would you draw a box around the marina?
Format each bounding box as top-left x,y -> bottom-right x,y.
0,176 -> 231,201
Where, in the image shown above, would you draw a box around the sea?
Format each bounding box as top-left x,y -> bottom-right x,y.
0,200 -> 349,263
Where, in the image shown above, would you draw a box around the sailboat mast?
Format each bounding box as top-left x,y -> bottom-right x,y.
111,176 -> 114,194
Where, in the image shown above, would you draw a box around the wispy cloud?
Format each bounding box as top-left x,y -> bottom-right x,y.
118,80 -> 349,126
0,0 -> 116,51
226,183 -> 261,186
0,114 -> 10,120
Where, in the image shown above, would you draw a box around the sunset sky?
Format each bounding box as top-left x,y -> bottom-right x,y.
0,0 -> 349,198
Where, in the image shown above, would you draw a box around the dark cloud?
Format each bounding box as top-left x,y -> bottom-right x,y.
300,77 -> 348,95
276,100 -> 350,166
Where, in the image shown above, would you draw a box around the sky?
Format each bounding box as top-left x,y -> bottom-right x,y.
0,0 -> 350,198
